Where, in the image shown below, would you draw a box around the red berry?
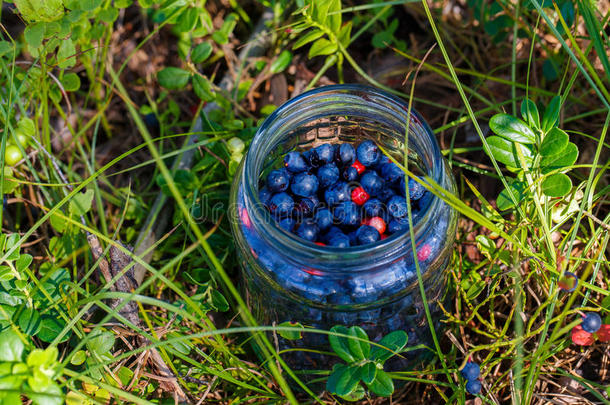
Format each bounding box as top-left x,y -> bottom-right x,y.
351,160 -> 365,175
364,216 -> 386,234
315,242 -> 326,246
380,233 -> 388,240
351,186 -> 369,205
596,324 -> 610,342
417,244 -> 431,261
571,325 -> 595,346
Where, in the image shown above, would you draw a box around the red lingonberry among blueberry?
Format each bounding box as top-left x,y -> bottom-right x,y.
351,160 -> 365,175
351,186 -> 370,205
596,324 -> 610,342
364,216 -> 386,234
572,325 -> 595,346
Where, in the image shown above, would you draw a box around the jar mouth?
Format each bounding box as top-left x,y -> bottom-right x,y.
242,84 -> 446,270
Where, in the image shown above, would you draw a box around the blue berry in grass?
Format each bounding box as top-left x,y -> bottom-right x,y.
324,181 -> 350,206
278,217 -> 296,232
338,143 -> 356,166
360,171 -> 384,197
465,379 -> 482,395
342,166 -> 359,182
267,169 -> 290,192
317,163 -> 340,188
356,140 -> 380,167
380,162 -> 404,184
328,232 -> 351,247
314,208 -> 333,231
295,196 -> 318,216
408,177 -> 426,200
582,312 -> 602,333
461,362 -> 480,380
334,201 -> 360,227
388,217 -> 410,233
291,173 -> 319,197
283,151 -> 308,173
356,225 -> 380,245
296,221 -> 319,242
269,192 -> 293,216
363,198 -> 383,217
388,196 -> 408,218
258,187 -> 272,206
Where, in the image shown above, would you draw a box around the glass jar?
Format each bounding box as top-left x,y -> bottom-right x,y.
229,84 -> 457,370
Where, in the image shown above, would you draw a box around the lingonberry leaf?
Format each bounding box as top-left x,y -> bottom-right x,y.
369,330 -> 408,363
347,326 -> 370,360
489,114 -> 536,144
329,325 -> 355,363
540,127 -> 569,157
541,173 -> 572,198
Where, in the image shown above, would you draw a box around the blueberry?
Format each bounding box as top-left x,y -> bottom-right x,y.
360,171 -> 385,196
317,163 -> 340,188
283,151 -> 308,173
296,220 -> 319,242
269,192 -> 293,216
465,379 -> 481,395
388,217 -> 410,233
409,177 -> 426,200
380,162 -> 404,184
378,186 -> 396,203
328,232 -> 350,247
582,312 -> 602,333
338,143 -> 356,166
347,230 -> 358,245
295,195 -> 319,216
334,201 -> 360,227
387,195 -> 408,218
461,362 -> 480,380
324,181 -> 350,206
342,166 -> 359,182
291,173 -> 319,197
356,225 -> 380,245
267,169 -> 291,192
374,154 -> 391,169
356,140 -> 380,167
258,187 -> 272,206
314,208 -> 333,231
363,198 -> 383,217
308,143 -> 334,167
278,217 -> 296,232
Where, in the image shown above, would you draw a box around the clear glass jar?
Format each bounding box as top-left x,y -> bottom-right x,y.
229,84 -> 457,370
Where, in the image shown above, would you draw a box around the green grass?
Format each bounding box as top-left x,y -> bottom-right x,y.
0,0 -> 608,403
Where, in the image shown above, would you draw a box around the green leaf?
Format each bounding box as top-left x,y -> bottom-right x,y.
293,30 -> 324,50
486,136 -> 530,167
61,72 -> 80,92
520,98 -> 540,129
496,180 -> 526,211
540,127 -> 569,157
24,23 -> 45,49
16,254 -> 33,272
38,316 -> 68,343
80,0 -> 103,11
542,95 -> 561,132
329,325 -> 355,363
338,384 -> 365,402
176,7 -> 198,32
540,142 -> 578,173
69,189 -> 94,217
359,362 -> 377,384
18,307 -> 42,336
98,8 -> 119,23
328,0 -> 342,33
29,381 -> 63,405
191,42 -> 213,63
369,330 -> 408,363
338,21 -> 352,46
365,369 -> 394,397
270,50 -> 293,74
278,321 -> 304,340
210,290 -> 229,312
27,346 -> 58,368
326,363 -> 361,397
0,41 -> 13,57
157,67 -> 191,90
0,330 -> 25,362
489,114 -> 536,144
541,173 -> 572,197
57,38 -> 76,68
87,331 -> 115,355
192,75 -> 215,101
15,0 -> 64,22
70,350 -> 87,366
347,326 -> 370,360
309,38 -> 337,58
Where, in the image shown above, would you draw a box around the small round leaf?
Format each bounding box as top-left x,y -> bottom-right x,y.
489,114 -> 536,144
541,173 -> 572,197
540,127 -> 569,157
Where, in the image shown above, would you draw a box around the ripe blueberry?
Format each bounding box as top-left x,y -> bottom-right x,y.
259,187 -> 272,206
317,163 -> 340,188
356,225 -> 380,245
380,162 -> 404,184
296,220 -> 319,242
295,195 -> 319,216
388,217 -> 409,233
283,151 -> 308,173
465,379 -> 481,395
328,232 -> 351,247
356,140 -> 380,167
582,312 -> 602,333
338,143 -> 356,166
378,186 -> 396,203
363,198 -> 383,217
278,217 -> 296,232
291,173 -> 319,197
267,169 -> 290,192
269,192 -> 293,216
360,171 -> 384,196
334,201 -> 360,227
314,208 -> 333,231
324,181 -> 350,206
408,177 -> 426,200
309,143 -> 334,167
388,195 -> 408,218
460,362 -> 480,380
342,166 -> 359,182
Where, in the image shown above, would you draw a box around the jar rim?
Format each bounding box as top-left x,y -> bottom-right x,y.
242,84 -> 446,270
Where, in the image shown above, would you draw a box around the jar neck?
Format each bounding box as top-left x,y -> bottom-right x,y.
241,84 -> 446,273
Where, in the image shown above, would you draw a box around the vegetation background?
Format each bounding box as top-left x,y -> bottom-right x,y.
0,0 -> 608,403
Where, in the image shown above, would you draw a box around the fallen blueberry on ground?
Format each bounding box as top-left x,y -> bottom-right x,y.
582,312 -> 602,333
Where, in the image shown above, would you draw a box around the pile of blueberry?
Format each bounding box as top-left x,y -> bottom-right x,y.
461,361 -> 482,395
258,140 -> 428,246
